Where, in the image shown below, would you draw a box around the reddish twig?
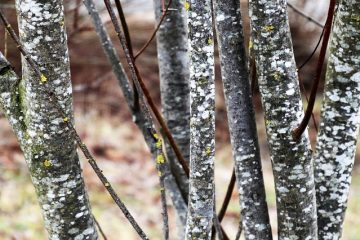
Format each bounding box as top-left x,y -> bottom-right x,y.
292,0 -> 336,141
103,0 -> 190,177
133,0 -> 173,60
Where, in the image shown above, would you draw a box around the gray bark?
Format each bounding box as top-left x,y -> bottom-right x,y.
83,0 -> 188,227
314,1 -> 360,239
248,0 -> 317,239
3,0 -> 98,239
213,0 -> 272,239
153,0 -> 190,237
185,1 -> 215,239
154,0 -> 190,207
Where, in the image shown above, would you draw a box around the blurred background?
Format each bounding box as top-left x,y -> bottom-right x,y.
1,0 -> 359,239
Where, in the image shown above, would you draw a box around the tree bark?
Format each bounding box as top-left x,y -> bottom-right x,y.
153,0 -> 190,237
248,0 -> 317,239
2,1 -> 99,239
314,1 -> 360,239
185,0 -> 215,239
83,0 -> 188,228
154,0 -> 190,207
213,0 -> 272,239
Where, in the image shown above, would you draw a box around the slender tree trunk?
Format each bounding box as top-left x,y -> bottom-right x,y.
314,1 -> 360,239
1,1 -> 99,239
154,0 -> 190,205
153,0 -> 190,237
213,0 -> 272,239
248,0 -> 317,239
83,0 -> 188,227
185,1 -> 215,239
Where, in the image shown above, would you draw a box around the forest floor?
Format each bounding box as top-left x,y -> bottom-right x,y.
1,2 -> 360,239
1,110 -> 360,240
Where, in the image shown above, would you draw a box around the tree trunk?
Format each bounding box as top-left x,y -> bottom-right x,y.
213,0 -> 272,239
153,0 -> 190,236
2,1 -> 98,239
83,0 -> 188,228
185,0 -> 215,239
314,1 -> 360,239
154,0 -> 190,207
248,0 -> 317,239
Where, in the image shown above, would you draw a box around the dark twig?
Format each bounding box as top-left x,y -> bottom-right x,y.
113,0 -> 139,112
235,223 -> 243,240
154,135 -> 169,240
93,216 -> 108,240
103,0 -> 190,177
218,169 -> 236,222
0,11 -> 149,240
292,0 -> 336,141
114,0 -> 134,56
287,2 -> 324,28
298,27 -> 325,71
133,0 -> 173,60
298,76 -> 319,132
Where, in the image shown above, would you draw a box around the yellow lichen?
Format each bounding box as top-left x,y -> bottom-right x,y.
40,74 -> 47,83
43,159 -> 51,167
205,147 -> 212,156
63,117 -> 69,123
264,25 -> 275,32
352,16 -> 360,22
157,154 -> 165,164
271,72 -> 281,80
249,40 -> 253,49
156,139 -> 162,148
105,182 -> 110,187
184,1 -> 190,11
158,171 -> 162,177
60,21 -> 65,27
265,119 -> 273,126
207,38 -> 213,45
153,133 -> 159,140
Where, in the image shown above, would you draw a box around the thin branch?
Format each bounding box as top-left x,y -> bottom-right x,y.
298,76 -> 319,133
298,27 -> 325,71
0,11 -> 149,240
134,0 -> 173,60
287,2 -> 324,28
155,136 -> 169,240
218,169 -> 236,222
102,0 -> 190,177
292,0 -> 337,141
93,216 -> 108,240
113,0 -> 139,113
235,223 -> 243,240
83,0 -> 188,229
114,0 -> 134,56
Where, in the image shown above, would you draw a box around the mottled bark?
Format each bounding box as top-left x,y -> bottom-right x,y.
83,0 -> 188,226
314,1 -> 360,239
213,1 -> 272,239
5,1 -> 98,239
248,0 -> 317,239
154,0 -> 190,206
185,1 -> 215,239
